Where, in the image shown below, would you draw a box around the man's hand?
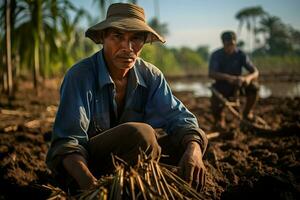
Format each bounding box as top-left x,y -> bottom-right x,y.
178,141 -> 206,191
231,76 -> 252,87
231,76 -> 244,86
63,153 -> 97,190
241,76 -> 252,86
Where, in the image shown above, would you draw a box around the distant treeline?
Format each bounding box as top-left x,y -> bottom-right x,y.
140,44 -> 300,75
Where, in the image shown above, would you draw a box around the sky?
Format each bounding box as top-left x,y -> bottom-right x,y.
72,0 -> 300,52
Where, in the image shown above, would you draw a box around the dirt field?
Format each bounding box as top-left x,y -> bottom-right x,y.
0,78 -> 299,200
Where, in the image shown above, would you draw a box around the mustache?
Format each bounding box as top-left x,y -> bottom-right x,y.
116,53 -> 136,59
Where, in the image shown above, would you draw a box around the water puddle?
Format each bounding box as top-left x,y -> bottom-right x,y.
170,81 -> 300,98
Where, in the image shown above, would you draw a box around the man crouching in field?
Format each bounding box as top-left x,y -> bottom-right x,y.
209,31 -> 259,130
46,3 -> 208,193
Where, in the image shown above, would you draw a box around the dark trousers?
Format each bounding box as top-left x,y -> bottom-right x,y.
88,122 -> 183,178
210,81 -> 259,121
63,122 -> 183,193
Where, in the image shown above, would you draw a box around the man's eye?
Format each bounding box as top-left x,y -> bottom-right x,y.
132,35 -> 144,42
112,34 -> 122,39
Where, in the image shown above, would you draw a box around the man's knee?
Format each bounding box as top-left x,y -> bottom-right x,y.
119,122 -> 157,148
117,122 -> 161,162
246,81 -> 259,96
210,95 -> 224,118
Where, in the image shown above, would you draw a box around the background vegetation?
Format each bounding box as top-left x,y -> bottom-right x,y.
1,1 -> 300,98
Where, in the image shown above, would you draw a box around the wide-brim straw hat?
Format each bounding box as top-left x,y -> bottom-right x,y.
85,3 -> 165,44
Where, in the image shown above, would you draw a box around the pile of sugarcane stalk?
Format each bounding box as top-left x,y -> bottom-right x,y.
78,151 -> 205,200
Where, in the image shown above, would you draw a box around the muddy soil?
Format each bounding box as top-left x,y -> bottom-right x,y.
0,79 -> 299,200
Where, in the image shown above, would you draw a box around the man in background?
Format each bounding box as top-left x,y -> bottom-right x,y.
209,31 -> 259,130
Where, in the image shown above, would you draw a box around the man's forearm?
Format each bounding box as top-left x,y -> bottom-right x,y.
209,71 -> 237,83
244,69 -> 259,82
181,127 -> 208,154
210,70 -> 259,85
186,141 -> 203,156
63,153 -> 97,190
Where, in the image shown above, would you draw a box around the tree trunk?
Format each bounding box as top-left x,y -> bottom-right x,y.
5,0 -> 13,100
33,33 -> 40,92
33,0 -> 42,94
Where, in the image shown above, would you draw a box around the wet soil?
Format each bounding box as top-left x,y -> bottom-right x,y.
0,78 -> 299,199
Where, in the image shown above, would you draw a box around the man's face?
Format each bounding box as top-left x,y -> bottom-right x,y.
223,39 -> 237,55
103,28 -> 146,70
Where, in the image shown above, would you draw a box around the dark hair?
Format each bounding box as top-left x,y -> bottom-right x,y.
221,31 -> 237,42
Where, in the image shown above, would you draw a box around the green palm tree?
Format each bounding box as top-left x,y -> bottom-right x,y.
1,0 -> 80,91
258,15 -> 292,55
235,6 -> 265,52
257,16 -> 280,49
1,0 -> 100,94
58,8 -> 93,72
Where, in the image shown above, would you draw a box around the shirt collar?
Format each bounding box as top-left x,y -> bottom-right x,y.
97,50 -> 114,89
97,50 -> 147,89
130,59 -> 147,88
222,47 -> 238,55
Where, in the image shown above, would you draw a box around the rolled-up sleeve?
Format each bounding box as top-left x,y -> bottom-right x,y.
145,72 -> 208,154
243,53 -> 257,73
46,69 -> 92,174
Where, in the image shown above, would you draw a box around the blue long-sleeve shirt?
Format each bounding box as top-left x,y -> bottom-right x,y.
209,48 -> 257,94
46,50 -> 207,172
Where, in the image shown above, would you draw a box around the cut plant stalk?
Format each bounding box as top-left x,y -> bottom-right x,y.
75,151 -> 207,200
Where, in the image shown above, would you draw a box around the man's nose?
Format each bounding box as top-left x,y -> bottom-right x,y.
121,39 -> 133,51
